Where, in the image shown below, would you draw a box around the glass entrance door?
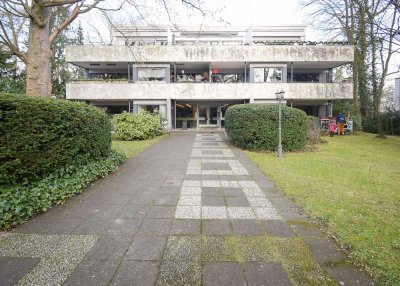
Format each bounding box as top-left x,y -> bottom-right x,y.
198,104 -> 219,127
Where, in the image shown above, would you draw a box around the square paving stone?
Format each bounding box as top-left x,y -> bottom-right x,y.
89,205 -> 122,219
202,196 -> 226,206
111,261 -> 159,286
202,188 -> 224,197
127,195 -> 156,205
163,236 -> 201,261
0,257 -> 40,286
202,162 -> 231,170
170,220 -> 201,235
153,195 -> 179,206
64,259 -> 119,286
222,188 -> 245,197
158,186 -> 181,195
125,236 -> 167,260
290,222 -> 324,238
163,179 -> 183,187
86,234 -> 131,260
243,262 -> 292,286
227,207 -> 256,219
262,221 -> 296,237
118,204 -> 150,219
157,259 -> 201,286
324,262 -> 375,285
175,206 -> 201,219
137,219 -> 172,236
226,197 -> 250,207
101,194 -> 134,205
231,220 -> 263,235
202,206 -> 228,219
146,206 -> 176,219
15,216 -> 83,234
202,220 -> 232,235
203,262 -> 246,286
73,217 -> 115,235
178,196 -> 201,206
106,218 -> 142,237
303,238 -> 347,264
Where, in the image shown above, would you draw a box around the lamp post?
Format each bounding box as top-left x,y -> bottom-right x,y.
275,90 -> 285,159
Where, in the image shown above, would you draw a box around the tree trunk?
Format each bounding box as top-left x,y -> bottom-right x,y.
26,5 -> 52,97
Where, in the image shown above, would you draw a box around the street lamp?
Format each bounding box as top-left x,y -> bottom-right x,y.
275,89 -> 285,159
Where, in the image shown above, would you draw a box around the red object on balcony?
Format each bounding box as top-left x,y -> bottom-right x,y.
211,69 -> 219,74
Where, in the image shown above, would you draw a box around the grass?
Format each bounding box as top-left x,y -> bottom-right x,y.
112,134 -> 167,158
246,133 -> 400,285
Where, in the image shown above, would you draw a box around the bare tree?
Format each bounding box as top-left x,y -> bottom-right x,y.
303,0 -> 400,118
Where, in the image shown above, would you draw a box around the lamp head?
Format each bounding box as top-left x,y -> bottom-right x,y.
275,89 -> 285,99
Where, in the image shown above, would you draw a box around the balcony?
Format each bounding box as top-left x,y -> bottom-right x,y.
66,44 -> 353,64
66,82 -> 353,101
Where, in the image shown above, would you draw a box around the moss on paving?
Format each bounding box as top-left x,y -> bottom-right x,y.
246,133 -> 400,284
159,234 -> 334,286
274,238 -> 336,286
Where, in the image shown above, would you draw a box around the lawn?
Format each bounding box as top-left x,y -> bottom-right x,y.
246,133 -> 400,285
112,134 -> 167,158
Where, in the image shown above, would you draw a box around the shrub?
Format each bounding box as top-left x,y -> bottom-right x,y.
0,94 -> 112,186
307,116 -> 322,145
0,151 -> 126,230
112,111 -> 164,140
225,104 -> 308,151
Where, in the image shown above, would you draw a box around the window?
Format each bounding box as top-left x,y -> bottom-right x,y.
138,68 -> 166,81
254,67 -> 283,83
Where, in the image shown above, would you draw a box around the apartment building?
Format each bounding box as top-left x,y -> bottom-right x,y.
65,25 -> 354,129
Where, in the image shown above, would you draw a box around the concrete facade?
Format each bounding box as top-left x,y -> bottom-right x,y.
67,82 -> 352,101
65,25 -> 354,129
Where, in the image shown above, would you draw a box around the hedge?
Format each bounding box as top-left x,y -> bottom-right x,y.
112,111 -> 164,140
362,112 -> 400,135
0,150 -> 126,230
0,94 -> 112,186
225,104 -> 308,151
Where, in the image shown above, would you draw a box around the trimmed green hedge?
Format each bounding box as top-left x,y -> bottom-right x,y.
112,111 -> 164,140
225,104 -> 308,151
0,94 -> 112,186
0,151 -> 126,230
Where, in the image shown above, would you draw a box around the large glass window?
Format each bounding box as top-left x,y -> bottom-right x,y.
138,68 -> 166,81
253,67 -> 283,83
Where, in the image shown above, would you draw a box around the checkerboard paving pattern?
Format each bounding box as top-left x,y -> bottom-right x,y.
175,180 -> 281,220
191,148 -> 235,158
186,159 -> 249,175
177,133 -> 281,221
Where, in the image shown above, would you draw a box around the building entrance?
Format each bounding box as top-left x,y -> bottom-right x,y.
174,100 -> 246,129
198,105 -> 219,127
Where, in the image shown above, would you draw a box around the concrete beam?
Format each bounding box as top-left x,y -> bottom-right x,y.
66,82 -> 353,101
66,45 -> 354,63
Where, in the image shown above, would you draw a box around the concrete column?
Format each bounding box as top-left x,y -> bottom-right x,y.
174,63 -> 177,83
290,62 -> 294,83
209,63 -> 212,83
249,98 -> 255,103
166,98 -> 172,129
244,62 -> 247,83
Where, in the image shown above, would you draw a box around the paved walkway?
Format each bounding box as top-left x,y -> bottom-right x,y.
0,134 -> 374,286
